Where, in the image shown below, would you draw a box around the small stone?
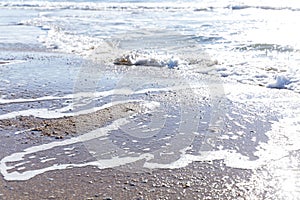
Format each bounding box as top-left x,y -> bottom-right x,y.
123,187 -> 129,190
6,186 -> 14,191
141,179 -> 148,183
103,197 -> 112,200
162,183 -> 170,188
183,181 -> 191,188
129,182 -> 135,186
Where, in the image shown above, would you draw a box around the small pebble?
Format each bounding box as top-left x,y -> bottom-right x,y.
129,182 -> 135,186
183,181 -> 191,188
141,179 -> 148,183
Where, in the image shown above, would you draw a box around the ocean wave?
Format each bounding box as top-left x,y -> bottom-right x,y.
2,1 -> 300,12
266,75 -> 291,89
113,50 -> 183,68
0,1 -> 212,11
227,5 -> 300,11
192,35 -> 224,43
234,43 -> 295,53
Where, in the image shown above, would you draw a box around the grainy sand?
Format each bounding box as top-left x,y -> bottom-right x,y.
0,50 -> 273,200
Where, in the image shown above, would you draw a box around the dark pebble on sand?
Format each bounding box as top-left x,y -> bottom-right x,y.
129,182 -> 136,186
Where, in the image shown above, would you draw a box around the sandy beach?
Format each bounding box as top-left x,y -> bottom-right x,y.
1,1 -> 300,198
1,47 -> 296,200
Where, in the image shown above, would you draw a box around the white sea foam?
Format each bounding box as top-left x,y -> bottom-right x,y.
37,28 -> 104,56
0,99 -> 141,120
0,94 -> 73,104
267,74 -> 291,89
114,50 -> 184,68
0,86 -> 186,120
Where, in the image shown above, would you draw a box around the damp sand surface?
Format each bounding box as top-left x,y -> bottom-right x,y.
0,49 -> 300,199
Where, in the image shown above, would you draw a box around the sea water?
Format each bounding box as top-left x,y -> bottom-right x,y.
1,0 -> 300,92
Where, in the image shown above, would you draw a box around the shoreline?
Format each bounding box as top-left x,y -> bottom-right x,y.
0,47 -> 299,199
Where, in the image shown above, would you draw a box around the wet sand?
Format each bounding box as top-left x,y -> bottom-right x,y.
0,160 -> 254,200
0,102 -> 139,139
0,49 -> 283,199
0,98 -> 257,200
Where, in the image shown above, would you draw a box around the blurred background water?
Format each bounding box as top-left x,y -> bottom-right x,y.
1,0 -> 300,92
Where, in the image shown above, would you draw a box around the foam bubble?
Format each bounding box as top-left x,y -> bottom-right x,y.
267,75 -> 290,89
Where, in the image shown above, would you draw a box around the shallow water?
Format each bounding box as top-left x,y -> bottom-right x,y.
1,0 -> 300,91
